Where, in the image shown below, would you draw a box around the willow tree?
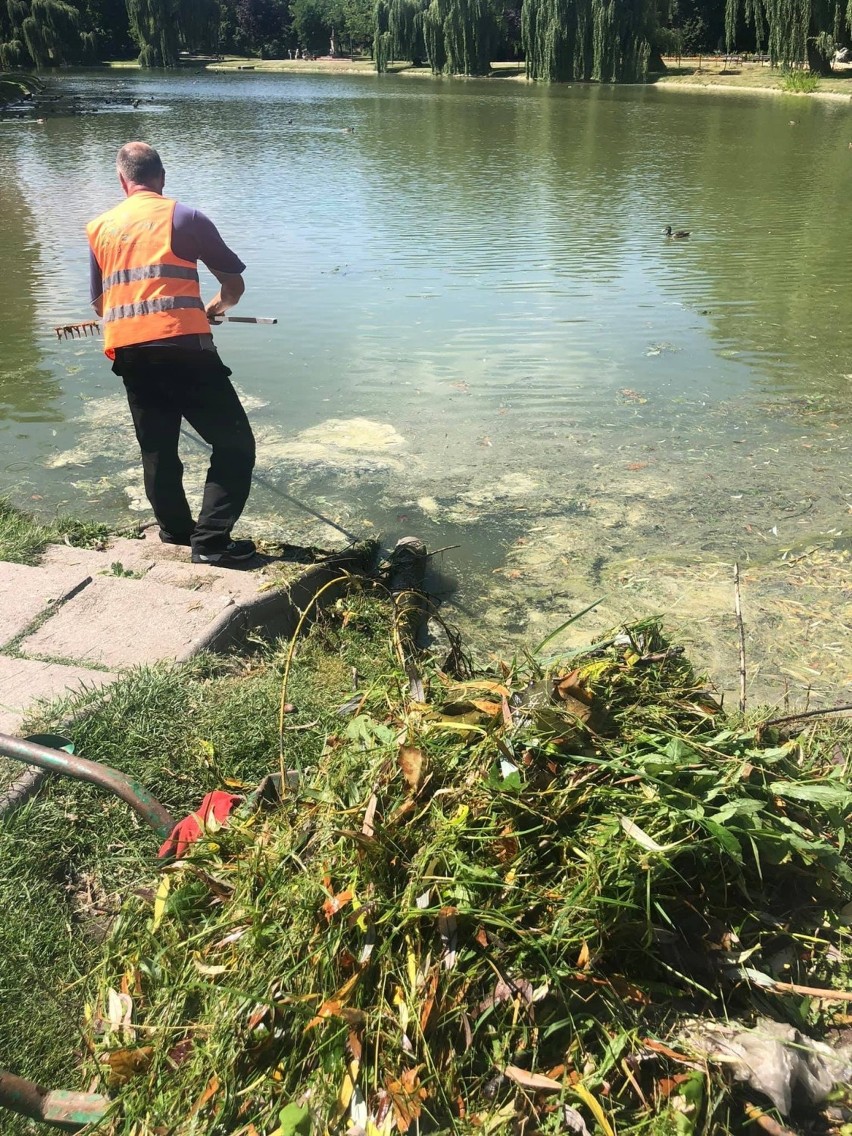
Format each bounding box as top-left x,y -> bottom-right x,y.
521,0 -> 655,80
373,0 -> 497,72
373,0 -> 423,67
126,0 -> 220,65
1,0 -> 82,67
424,0 -> 496,70
725,0 -> 851,72
125,0 -> 179,63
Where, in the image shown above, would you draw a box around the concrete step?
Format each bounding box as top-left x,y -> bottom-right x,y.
40,534 -> 271,602
0,656 -> 115,735
19,576 -> 235,669
40,542 -> 157,576
143,559 -> 267,600
0,562 -> 92,650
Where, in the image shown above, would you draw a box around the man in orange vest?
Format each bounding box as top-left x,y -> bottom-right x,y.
88,141 -> 256,567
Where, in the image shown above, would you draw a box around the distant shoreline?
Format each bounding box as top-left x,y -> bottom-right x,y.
108,54 -> 852,100
649,57 -> 852,100
651,80 -> 852,101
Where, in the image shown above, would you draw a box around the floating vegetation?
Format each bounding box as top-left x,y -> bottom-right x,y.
81,594 -> 852,1135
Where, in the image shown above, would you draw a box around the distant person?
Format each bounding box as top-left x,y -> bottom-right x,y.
87,141 -> 257,567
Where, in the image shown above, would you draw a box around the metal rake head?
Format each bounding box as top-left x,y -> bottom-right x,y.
54,321 -> 101,341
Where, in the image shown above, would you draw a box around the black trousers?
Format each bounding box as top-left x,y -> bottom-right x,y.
114,347 -> 256,554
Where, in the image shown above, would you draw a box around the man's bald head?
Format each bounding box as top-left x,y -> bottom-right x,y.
116,142 -> 165,193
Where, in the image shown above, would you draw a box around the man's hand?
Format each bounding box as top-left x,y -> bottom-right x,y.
206,269 -> 245,324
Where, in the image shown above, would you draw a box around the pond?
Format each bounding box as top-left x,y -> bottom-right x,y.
1,70 -> 850,704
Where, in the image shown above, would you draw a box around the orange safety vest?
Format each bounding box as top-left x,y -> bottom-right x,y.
86,191 -> 211,358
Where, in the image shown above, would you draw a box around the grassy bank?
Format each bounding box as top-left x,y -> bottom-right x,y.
0,593 -> 395,1133
651,57 -> 852,97
206,57 -> 420,75
1,579 -> 850,1135
204,54 -> 852,98
0,498 -> 117,566
75,54 -> 852,98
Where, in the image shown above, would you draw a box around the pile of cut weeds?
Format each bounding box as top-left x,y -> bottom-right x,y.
80,600 -> 852,1136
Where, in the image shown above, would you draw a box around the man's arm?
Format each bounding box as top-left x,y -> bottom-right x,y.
205,267 -> 245,323
89,249 -> 104,317
170,205 -> 246,322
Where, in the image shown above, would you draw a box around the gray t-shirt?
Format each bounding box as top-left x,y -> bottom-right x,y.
89,201 -> 246,349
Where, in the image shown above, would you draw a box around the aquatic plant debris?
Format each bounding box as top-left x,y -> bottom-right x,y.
85,605 -> 852,1135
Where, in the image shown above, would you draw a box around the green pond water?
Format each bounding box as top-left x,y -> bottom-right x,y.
0,71 -> 850,703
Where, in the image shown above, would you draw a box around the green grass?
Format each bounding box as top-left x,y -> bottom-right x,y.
780,68 -> 821,92
0,592 -> 395,1132
0,499 -> 117,565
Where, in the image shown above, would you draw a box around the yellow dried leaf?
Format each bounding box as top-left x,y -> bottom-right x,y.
571,1082 -> 615,1136
398,745 -> 424,789
152,875 -> 170,933
103,1045 -> 153,1089
193,957 -> 229,977
449,680 -> 511,698
306,970 -> 362,1028
386,1067 -> 427,1132
469,699 -> 502,716
503,1064 -> 563,1092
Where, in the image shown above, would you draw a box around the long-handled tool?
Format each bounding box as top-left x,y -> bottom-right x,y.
53,317 -> 277,341
51,317 -> 372,549
0,732 -> 175,836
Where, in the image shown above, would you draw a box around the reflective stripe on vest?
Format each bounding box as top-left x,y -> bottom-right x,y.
104,295 -> 206,324
86,192 -> 212,357
101,263 -> 200,292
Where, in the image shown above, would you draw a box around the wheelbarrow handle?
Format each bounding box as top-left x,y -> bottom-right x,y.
0,733 -> 174,838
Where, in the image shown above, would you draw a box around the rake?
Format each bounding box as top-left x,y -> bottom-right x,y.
53,316 -> 277,341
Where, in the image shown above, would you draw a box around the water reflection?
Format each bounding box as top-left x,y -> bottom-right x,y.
0,159 -> 64,423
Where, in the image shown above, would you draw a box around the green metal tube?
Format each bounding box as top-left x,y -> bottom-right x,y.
0,1070 -> 108,1132
0,732 -> 174,838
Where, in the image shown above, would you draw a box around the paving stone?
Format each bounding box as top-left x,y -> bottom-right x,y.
110,535 -> 180,568
0,563 -> 92,649
40,543 -> 156,577
19,576 -> 234,668
144,560 -> 266,599
0,655 -> 115,736
130,529 -> 193,562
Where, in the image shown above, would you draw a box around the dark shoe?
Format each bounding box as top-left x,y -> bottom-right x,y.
191,539 -> 257,566
158,529 -> 194,547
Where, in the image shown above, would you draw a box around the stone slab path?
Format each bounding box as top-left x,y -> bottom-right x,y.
0,530 -> 290,785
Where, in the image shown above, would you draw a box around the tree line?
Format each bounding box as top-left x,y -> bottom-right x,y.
1,0 -> 850,81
